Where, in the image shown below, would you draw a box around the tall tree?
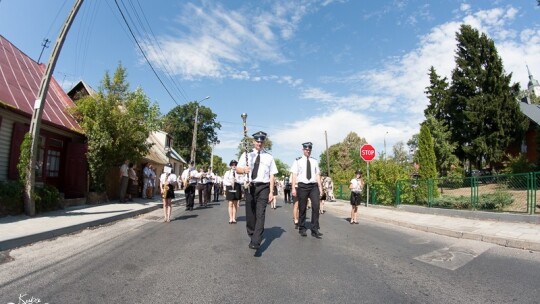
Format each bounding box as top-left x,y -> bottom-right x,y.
421,115 -> 459,176
448,24 -> 527,169
424,66 -> 450,121
162,102 -> 221,164
415,124 -> 439,198
71,64 -> 160,191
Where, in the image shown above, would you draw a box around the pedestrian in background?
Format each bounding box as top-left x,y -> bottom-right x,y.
127,162 -> 138,202
148,164 -> 156,199
142,163 -> 151,199
160,165 -> 177,222
237,131 -> 278,250
223,160 -> 242,224
291,142 -> 323,239
349,170 -> 363,224
181,161 -> 198,211
118,159 -> 129,203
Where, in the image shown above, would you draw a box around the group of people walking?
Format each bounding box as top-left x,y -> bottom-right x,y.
119,130 -> 365,249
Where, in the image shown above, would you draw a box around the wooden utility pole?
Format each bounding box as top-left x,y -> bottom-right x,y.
24,0 -> 84,216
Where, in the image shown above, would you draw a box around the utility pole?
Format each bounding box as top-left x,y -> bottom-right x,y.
37,38 -> 50,64
25,0 -> 84,216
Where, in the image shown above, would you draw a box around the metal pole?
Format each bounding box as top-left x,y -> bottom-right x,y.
325,130 -> 330,177
366,161 -> 370,207
25,0 -> 84,216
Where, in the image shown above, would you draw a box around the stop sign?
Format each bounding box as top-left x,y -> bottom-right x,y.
360,144 -> 376,161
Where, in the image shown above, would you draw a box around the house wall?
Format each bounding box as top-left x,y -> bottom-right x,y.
0,108 -> 87,198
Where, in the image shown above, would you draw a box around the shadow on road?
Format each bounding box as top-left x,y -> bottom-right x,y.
254,226 -> 286,257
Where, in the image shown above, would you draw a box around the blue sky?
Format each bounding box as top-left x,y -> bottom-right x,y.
1,1 -> 539,167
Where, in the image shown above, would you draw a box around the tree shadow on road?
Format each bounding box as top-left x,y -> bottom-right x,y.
254,226 -> 286,257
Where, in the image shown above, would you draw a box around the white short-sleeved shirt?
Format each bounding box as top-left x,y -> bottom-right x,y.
291,155 -> 320,184
350,178 -> 362,193
238,149 -> 278,183
160,173 -> 177,185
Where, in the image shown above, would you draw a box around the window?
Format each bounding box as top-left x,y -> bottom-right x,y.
46,150 -> 60,177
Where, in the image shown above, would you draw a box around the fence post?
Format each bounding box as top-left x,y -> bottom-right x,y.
428,179 -> 433,207
470,177 -> 478,209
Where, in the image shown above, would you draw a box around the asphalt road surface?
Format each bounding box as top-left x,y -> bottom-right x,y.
1,197 -> 539,304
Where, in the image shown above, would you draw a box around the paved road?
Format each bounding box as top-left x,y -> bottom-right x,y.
1,197 -> 539,304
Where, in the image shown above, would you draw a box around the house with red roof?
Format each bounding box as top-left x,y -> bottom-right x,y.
0,35 -> 87,199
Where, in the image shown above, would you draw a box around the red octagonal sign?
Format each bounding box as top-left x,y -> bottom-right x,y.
360,144 -> 376,161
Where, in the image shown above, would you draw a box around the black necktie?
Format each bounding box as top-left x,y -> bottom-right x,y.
306,158 -> 312,180
251,151 -> 260,180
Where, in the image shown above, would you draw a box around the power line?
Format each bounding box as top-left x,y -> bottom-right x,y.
113,0 -> 180,105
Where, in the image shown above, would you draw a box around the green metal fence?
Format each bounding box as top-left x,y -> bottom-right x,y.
335,172 -> 540,214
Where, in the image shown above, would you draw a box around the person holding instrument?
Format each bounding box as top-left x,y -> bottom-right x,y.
237,128 -> 278,250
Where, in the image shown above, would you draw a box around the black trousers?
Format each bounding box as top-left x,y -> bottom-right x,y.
185,184 -> 196,208
284,189 -> 291,203
297,183 -> 320,232
213,183 -> 220,201
245,183 -> 269,245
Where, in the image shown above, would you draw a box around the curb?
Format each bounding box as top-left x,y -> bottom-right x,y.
0,197 -> 185,252
325,202 -> 540,252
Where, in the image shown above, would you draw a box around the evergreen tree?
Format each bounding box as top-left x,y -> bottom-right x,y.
424,66 -> 450,121
448,24 -> 527,169
415,124 -> 438,197
422,115 -> 459,177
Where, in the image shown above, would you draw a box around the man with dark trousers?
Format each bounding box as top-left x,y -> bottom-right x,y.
291,142 -> 324,239
237,131 -> 278,250
181,161 -> 198,211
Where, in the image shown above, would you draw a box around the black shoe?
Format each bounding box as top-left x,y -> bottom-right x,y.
299,230 -> 307,237
294,222 -> 299,229
185,208 -> 190,211
248,242 -> 260,249
311,230 -> 323,238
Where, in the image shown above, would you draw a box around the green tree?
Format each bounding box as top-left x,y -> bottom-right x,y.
415,124 -> 439,197
422,115 -> 459,176
274,158 -> 290,179
162,102 -> 221,164
71,64 -> 160,191
391,141 -> 409,165
448,24 -> 527,169
236,137 -> 274,160
319,132 -> 367,185
424,66 -> 450,121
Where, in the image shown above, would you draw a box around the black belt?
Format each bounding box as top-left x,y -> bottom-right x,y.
298,182 -> 317,186
251,182 -> 269,187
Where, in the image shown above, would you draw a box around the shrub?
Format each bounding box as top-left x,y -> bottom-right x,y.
0,181 -> 24,216
35,184 -> 61,213
432,195 -> 471,209
477,190 -> 513,211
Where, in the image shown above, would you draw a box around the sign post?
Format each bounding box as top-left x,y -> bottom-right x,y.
360,144 -> 376,206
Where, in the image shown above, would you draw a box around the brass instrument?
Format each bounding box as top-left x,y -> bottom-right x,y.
241,113 -> 250,189
162,173 -> 170,199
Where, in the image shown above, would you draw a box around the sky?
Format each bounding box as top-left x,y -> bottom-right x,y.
1,0 -> 540,168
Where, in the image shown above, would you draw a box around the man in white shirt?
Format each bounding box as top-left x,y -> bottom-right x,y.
237,131 -> 278,250
291,142 -> 324,239
181,161 -> 198,211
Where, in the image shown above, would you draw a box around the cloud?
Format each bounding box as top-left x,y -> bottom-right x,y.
142,1 -> 315,80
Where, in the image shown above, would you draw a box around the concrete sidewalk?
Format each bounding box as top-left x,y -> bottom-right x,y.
1,195 -> 539,252
325,201 -> 540,252
0,193 -> 185,251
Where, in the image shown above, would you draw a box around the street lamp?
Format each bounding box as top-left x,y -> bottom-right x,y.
190,96 -> 210,165
210,139 -> 220,170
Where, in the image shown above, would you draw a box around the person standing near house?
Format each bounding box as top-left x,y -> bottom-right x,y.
291,142 -> 324,239
127,163 -> 138,202
119,159 -> 129,203
142,163 -> 151,199
148,164 -> 157,199
237,131 -> 278,250
181,161 -> 198,211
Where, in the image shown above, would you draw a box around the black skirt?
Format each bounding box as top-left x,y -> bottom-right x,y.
165,187 -> 175,199
350,191 -> 362,206
225,184 -> 242,201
